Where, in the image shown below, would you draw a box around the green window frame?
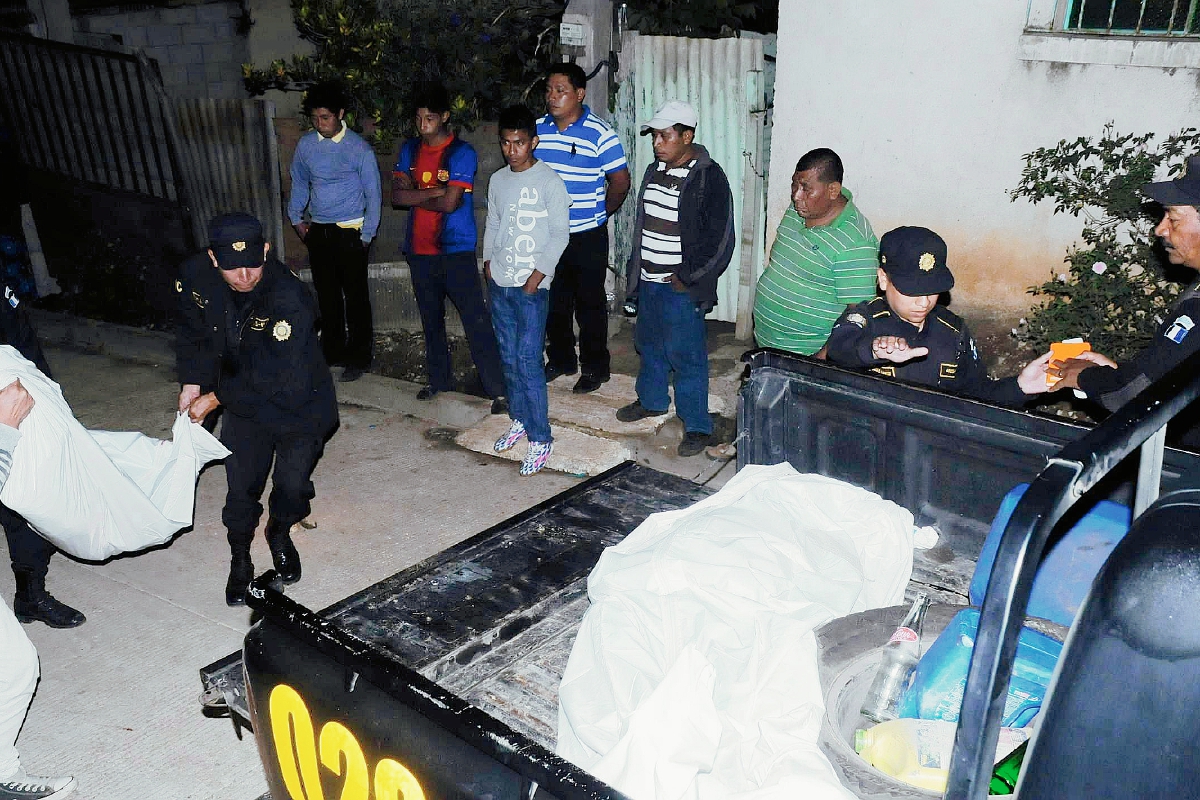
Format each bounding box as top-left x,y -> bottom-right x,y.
1065,0 -> 1199,34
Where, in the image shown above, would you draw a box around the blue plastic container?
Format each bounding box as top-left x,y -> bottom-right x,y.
969,483 -> 1131,628
897,607 -> 1062,727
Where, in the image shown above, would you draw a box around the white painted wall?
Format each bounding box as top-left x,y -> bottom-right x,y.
769,1 -> 1200,319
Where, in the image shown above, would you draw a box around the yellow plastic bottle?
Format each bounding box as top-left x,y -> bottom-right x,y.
854,718 -> 1029,794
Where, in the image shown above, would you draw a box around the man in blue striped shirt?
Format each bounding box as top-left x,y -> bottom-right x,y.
288,82 -> 382,383
535,64 -> 631,394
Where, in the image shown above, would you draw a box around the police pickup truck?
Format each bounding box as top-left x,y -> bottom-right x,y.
201,347 -> 1200,800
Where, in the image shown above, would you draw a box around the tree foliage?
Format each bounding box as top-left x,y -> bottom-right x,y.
623,0 -> 776,36
1011,125 -> 1200,362
243,0 -> 566,145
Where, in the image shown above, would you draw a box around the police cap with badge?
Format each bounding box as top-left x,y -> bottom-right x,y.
209,212 -> 267,269
1142,154 -> 1200,208
878,226 -> 955,296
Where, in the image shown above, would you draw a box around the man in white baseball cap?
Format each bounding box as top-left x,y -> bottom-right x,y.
617,100 -> 736,457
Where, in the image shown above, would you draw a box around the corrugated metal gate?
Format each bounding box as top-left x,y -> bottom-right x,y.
175,98 -> 285,259
613,32 -> 769,334
0,31 -> 187,204
0,31 -> 285,258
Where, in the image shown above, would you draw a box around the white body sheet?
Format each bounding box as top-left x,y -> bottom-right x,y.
557,463 -> 918,800
0,346 -> 230,560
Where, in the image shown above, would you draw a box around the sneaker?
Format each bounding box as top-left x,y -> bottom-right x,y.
678,431 -> 715,458
615,400 -> 668,423
339,366 -> 366,383
0,771 -> 77,800
494,420 -> 526,452
490,396 -> 509,415
416,386 -> 439,401
520,441 -> 553,476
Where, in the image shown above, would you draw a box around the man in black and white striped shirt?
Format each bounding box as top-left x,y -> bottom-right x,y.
618,100 -> 736,457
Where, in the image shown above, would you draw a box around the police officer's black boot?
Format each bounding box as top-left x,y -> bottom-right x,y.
13,571 -> 86,628
226,533 -> 254,607
265,518 -> 301,585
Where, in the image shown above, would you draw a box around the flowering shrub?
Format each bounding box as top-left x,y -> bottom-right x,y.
1011,125 -> 1200,362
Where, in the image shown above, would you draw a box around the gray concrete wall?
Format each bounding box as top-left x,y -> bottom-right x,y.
74,0 -> 249,99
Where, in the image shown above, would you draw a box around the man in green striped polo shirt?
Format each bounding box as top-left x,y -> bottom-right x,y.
753,149 -> 879,355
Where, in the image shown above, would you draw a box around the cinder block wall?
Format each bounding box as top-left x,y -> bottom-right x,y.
74,1 -> 249,99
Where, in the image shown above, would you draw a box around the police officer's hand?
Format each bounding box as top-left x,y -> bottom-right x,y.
188,392 -> 221,423
179,383 -> 201,413
1016,350 -> 1056,395
872,336 -> 929,363
0,379 -> 34,429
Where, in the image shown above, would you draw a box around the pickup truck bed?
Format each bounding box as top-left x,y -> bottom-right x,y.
204,350 -> 1200,800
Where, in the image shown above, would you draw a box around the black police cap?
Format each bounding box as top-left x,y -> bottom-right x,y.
878,226 -> 954,296
1143,155 -> 1200,207
208,212 -> 266,270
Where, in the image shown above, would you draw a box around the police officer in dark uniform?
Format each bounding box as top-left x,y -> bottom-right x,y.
0,286 -> 86,628
826,226 -> 1053,406
176,212 -> 338,606
1053,157 -> 1200,418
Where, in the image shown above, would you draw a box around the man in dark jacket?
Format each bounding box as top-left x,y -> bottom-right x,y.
616,100 -> 736,457
1051,156 -> 1200,424
0,285 -> 86,629
176,213 -> 338,605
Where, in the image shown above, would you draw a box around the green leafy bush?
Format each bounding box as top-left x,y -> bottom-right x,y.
1011,125 -> 1200,362
622,0 -> 776,36
243,0 -> 566,146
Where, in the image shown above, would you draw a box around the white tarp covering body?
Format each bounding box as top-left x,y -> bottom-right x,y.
557,463 -> 918,800
0,346 -> 230,560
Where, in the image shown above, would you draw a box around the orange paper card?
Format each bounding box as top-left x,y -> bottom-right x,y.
1047,341 -> 1091,386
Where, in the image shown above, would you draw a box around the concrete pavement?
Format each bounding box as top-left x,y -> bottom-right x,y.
3,312 -> 743,799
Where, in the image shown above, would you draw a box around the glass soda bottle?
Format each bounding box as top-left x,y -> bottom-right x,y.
989,738 -> 1028,795
860,591 -> 931,723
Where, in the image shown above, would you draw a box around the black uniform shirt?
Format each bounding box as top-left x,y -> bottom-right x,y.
827,296 -> 1028,407
175,254 -> 337,435
1078,280 -> 1200,411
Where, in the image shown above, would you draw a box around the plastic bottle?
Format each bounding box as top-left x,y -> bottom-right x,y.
989,738 -> 1028,795
860,592 -> 931,722
854,718 -> 1030,794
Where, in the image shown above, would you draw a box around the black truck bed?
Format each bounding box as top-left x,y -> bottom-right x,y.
202,463 -> 713,750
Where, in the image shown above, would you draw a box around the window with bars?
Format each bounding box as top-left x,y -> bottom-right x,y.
1065,0 -> 1198,35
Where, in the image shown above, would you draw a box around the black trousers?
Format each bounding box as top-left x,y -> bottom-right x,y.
408,252 -> 505,398
0,504 -> 52,581
307,223 -> 373,369
220,413 -> 325,542
546,226 -> 610,378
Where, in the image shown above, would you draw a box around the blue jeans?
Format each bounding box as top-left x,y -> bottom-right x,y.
409,252 -> 506,397
634,281 -> 711,434
491,283 -> 552,443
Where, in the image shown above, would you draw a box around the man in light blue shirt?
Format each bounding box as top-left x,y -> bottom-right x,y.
288,82 -> 382,382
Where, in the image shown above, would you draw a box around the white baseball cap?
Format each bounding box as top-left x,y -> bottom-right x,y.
640,99 -> 698,134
